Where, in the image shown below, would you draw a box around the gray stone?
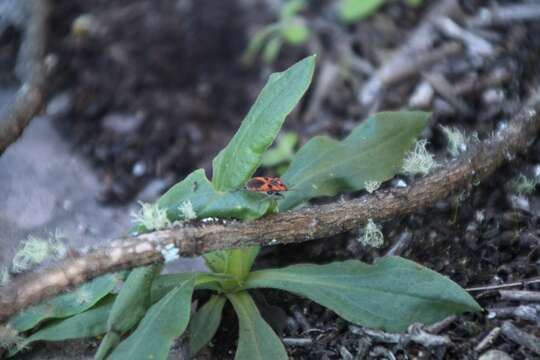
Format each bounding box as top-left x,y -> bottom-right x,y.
479,349 -> 513,360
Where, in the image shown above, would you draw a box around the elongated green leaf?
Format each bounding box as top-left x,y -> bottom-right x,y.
339,0 -> 386,23
108,277 -> 195,360
9,273 -> 123,332
189,295 -> 227,356
95,265 -> 160,359
158,169 -> 272,221
212,55 -> 316,192
94,331 -> 121,360
279,111 -> 430,210
150,272 -> 233,303
243,256 -> 481,332
227,291 -> 287,360
12,296 -> 115,355
107,265 -> 160,333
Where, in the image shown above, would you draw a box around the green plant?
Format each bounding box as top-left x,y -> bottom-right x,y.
339,0 -> 424,23
243,0 -> 310,64
4,56 -> 480,359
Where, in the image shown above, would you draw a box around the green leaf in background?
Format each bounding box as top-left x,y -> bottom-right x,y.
242,24 -> 281,65
279,111 -> 430,210
280,0 -> 306,20
262,36 -> 283,64
282,20 -> 310,45
404,0 -> 423,7
11,295 -> 115,356
243,256 -> 482,332
9,273 -> 123,332
189,295 -> 227,356
107,277 -> 195,360
95,265 -> 161,359
339,0 -> 386,23
261,132 -> 298,168
212,55 -> 316,192
227,291 -> 287,360
158,169 -> 272,221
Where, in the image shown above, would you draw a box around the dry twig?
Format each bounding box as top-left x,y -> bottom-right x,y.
501,321 -> 540,356
359,0 -> 462,108
0,0 -> 48,155
475,327 -> 501,353
499,290 -> 540,302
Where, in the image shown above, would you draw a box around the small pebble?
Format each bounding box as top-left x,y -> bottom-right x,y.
479,349 -> 513,360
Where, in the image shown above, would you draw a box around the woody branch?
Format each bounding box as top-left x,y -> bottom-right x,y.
1,91 -> 540,324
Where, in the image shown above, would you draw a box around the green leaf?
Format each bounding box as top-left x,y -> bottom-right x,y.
282,20 -> 310,45
339,0 -> 386,23
204,246 -> 261,291
279,111 -> 430,210
108,277 -> 195,360
243,256 -> 482,332
189,295 -> 226,356
204,246 -> 260,279
9,273 -> 123,332
261,132 -> 298,167
95,265 -> 161,359
94,331 -> 121,360
227,291 -> 287,360
242,25 -> 280,65
403,0 -> 423,7
150,272 -> 234,303
262,36 -> 283,64
212,55 -> 316,192
158,169 -> 273,221
12,296 -> 115,355
280,0 -> 306,20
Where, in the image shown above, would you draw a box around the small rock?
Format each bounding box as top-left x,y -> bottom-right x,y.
482,88 -> 505,105
137,178 -> 171,202
102,112 -> 144,135
479,349 -> 513,360
132,161 -> 146,177
46,92 -> 73,117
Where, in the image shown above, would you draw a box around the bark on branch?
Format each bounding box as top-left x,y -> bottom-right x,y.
1,93 -> 540,324
0,0 -> 48,155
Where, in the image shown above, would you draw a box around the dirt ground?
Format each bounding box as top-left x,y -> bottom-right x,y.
2,0 -> 540,359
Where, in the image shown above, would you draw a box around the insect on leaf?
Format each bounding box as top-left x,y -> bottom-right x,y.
212,55 -> 315,192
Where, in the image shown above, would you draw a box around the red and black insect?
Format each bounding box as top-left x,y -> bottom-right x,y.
245,177 -> 288,196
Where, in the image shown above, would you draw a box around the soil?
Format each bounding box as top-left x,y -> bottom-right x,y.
6,0 -> 540,359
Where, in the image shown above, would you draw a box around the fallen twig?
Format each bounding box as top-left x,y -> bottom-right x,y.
501,321 -> 540,356
475,326 -> 501,353
425,315 -> 457,334
350,323 -> 450,348
0,0 -> 48,155
489,305 -> 540,324
469,3 -> 540,27
467,277 -> 540,292
499,290 -> 540,302
359,0 -> 462,108
1,91 -> 540,324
